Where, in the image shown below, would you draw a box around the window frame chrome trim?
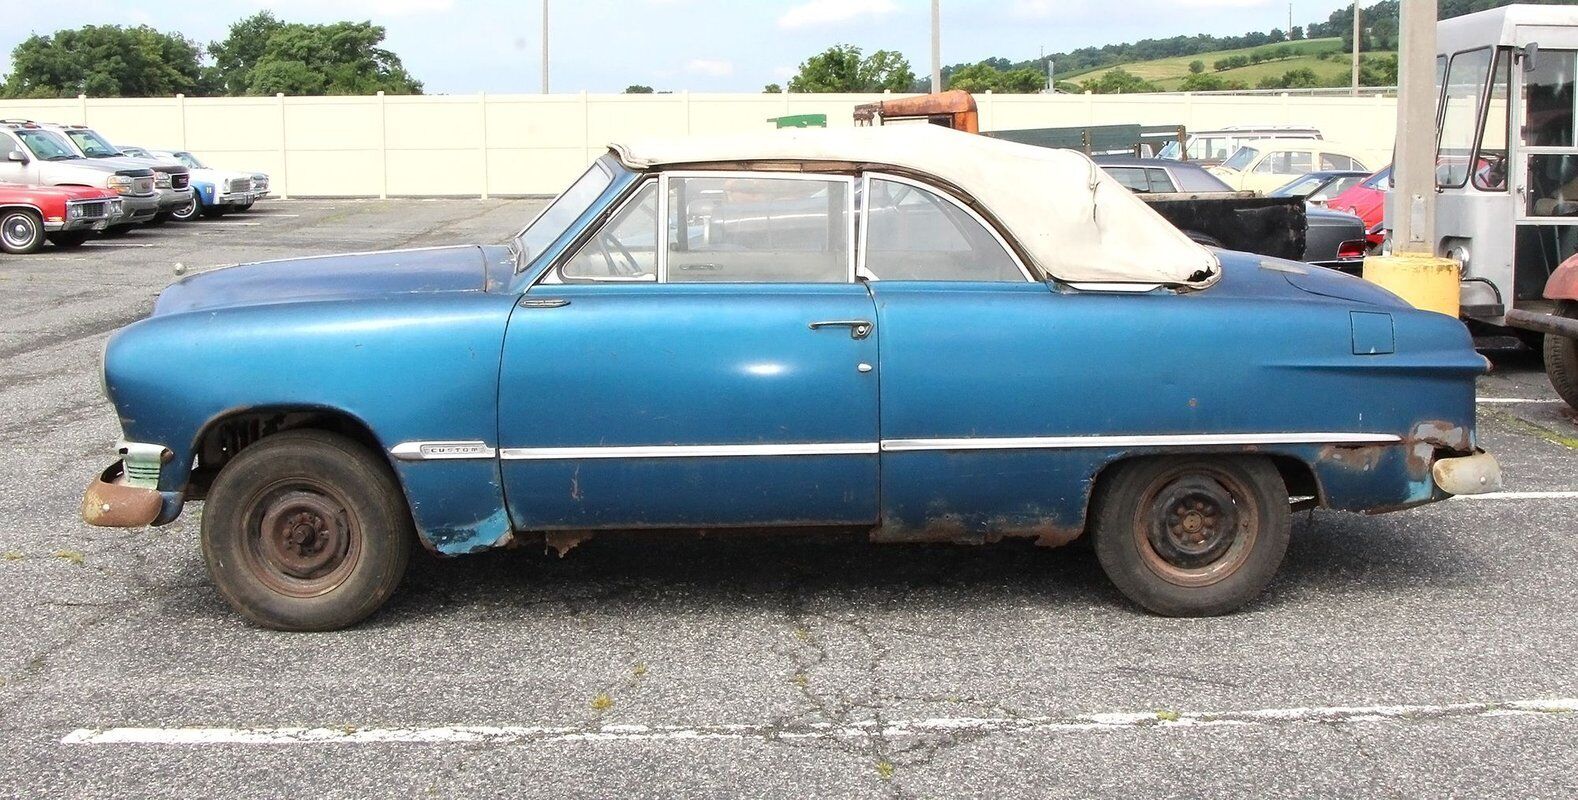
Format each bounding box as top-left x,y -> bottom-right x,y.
858,171 -> 1035,283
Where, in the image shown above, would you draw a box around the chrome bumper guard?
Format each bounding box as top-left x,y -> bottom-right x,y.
1432,450 -> 1503,496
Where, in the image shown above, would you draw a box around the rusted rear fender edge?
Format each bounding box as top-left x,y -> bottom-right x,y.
1545,253 -> 1578,301
82,463 -> 182,527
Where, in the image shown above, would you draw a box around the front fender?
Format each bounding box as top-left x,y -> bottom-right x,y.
1545,252 -> 1578,301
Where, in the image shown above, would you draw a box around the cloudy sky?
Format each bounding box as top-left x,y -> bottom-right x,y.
2,0 -> 1359,94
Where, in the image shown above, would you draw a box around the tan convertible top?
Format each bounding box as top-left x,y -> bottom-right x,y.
610,125 -> 1220,287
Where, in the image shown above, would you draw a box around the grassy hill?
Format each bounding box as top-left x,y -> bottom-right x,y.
1062,38 -> 1390,90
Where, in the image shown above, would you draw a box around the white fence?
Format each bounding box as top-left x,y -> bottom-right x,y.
0,92 -> 1399,198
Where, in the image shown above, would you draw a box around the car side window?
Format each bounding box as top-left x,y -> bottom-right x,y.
1144,168 -> 1177,193
666,175 -> 851,283
1321,154 -> 1357,171
561,182 -> 659,282
861,177 -> 1024,282
1253,153 -> 1282,174
1105,167 -> 1150,192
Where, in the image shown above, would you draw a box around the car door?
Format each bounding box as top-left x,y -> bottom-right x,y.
856,173 -> 1085,543
496,172 -> 882,531
0,131 -> 38,185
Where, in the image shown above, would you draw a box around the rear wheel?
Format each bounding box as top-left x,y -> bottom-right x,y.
0,208 -> 45,254
1545,301 -> 1578,411
201,430 -> 413,631
1092,455 -> 1290,616
48,231 -> 89,248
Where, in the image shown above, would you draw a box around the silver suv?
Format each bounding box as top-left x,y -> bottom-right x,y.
0,122 -> 160,230
35,122 -> 193,223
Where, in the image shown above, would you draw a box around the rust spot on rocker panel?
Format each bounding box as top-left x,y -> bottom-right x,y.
871,514 -> 1084,549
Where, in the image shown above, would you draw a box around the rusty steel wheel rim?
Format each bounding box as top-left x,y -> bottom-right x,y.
1133,465 -> 1259,588
242,480 -> 362,598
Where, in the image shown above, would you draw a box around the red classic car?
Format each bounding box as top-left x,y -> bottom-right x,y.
1327,166 -> 1390,250
0,182 -> 122,254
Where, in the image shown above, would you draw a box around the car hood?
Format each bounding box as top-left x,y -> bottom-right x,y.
1329,186 -> 1384,224
1304,206 -> 1364,228
152,245 -> 497,316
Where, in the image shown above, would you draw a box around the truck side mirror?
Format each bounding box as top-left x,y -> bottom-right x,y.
1521,42 -> 1539,72
4,149 -> 26,164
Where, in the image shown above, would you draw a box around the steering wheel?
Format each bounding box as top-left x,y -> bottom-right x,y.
592,232 -> 643,277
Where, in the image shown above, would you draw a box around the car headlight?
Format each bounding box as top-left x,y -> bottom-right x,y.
67,203 -> 83,219
106,175 -> 133,194
154,172 -> 173,189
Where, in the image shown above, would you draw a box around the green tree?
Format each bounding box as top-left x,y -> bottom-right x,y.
624,85 -> 654,93
1079,68 -> 1158,94
2,25 -> 207,98
763,83 -> 782,93
208,13 -> 421,96
787,45 -> 914,92
1188,60 -> 1205,74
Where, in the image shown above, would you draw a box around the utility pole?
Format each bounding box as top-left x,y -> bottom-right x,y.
931,0 -> 942,93
1351,0 -> 1361,95
541,0 -> 550,94
1362,0 -> 1458,317
1046,59 -> 1054,93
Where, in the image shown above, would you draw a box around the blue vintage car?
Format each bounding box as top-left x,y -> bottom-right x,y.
84,126 -> 1501,630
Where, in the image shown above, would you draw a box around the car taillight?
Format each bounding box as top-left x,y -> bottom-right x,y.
1337,240 -> 1367,260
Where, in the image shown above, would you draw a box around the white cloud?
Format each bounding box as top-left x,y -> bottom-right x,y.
777,0 -> 897,29
1008,0 -> 1057,19
685,58 -> 735,77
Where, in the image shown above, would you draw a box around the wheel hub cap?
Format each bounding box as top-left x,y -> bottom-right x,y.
259,491 -> 350,580
1147,477 -> 1239,569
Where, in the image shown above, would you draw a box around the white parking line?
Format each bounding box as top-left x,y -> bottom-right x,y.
80,242 -> 156,248
192,221 -> 263,226
1458,491 -> 1578,500
60,697 -> 1578,746
1478,398 -> 1559,404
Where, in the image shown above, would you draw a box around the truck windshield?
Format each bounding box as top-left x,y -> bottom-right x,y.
66,129 -> 123,158
175,152 -> 206,169
512,158 -> 616,272
16,130 -> 78,161
1221,147 -> 1259,171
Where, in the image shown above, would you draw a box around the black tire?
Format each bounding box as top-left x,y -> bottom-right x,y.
202,205 -> 228,219
235,200 -> 254,212
1091,455 -> 1290,617
102,224 -> 132,237
201,430 -> 413,631
1545,300 -> 1578,411
171,194 -> 202,223
0,208 -> 45,254
48,231 -> 89,248
146,212 -> 169,226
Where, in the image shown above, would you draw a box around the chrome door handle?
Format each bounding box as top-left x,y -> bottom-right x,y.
519,297 -> 570,308
809,319 -> 873,339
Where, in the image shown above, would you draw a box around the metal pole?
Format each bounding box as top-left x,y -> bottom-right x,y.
1351,1 -> 1361,96
1391,0 -> 1437,254
1046,59 -> 1054,93
930,0 -> 942,93
541,0 -> 550,94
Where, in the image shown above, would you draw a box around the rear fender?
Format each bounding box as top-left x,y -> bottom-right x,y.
1545,253 -> 1578,301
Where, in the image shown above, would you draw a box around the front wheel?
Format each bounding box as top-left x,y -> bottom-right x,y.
1092,455 -> 1290,616
1545,301 -> 1578,410
0,208 -> 45,254
171,195 -> 202,223
201,430 -> 413,631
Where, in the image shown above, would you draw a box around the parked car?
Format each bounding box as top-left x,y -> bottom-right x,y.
32,122 -> 192,223
1157,125 -> 1323,166
133,148 -> 270,220
0,182 -> 122,253
1268,170 -> 1371,205
1094,156 -> 1362,269
1327,166 -> 1391,249
0,122 -> 159,229
1208,140 -> 1377,193
82,126 -> 1499,630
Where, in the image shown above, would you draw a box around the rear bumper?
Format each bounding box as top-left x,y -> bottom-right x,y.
1432,450 -> 1503,496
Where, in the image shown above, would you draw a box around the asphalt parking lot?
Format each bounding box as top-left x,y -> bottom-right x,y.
1,199 -> 1576,798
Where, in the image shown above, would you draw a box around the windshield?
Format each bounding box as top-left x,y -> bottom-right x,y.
1271,175 -> 1324,197
121,146 -> 151,158
175,152 -> 205,169
1221,146 -> 1259,171
66,129 -> 123,158
512,158 -> 616,271
1362,167 -> 1391,189
14,130 -> 78,161
1157,140 -> 1181,160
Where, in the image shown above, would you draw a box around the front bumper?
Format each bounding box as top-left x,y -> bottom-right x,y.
43,199 -> 123,233
156,186 -> 195,212
1432,450 -> 1503,496
82,441 -> 182,528
111,193 -> 160,226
